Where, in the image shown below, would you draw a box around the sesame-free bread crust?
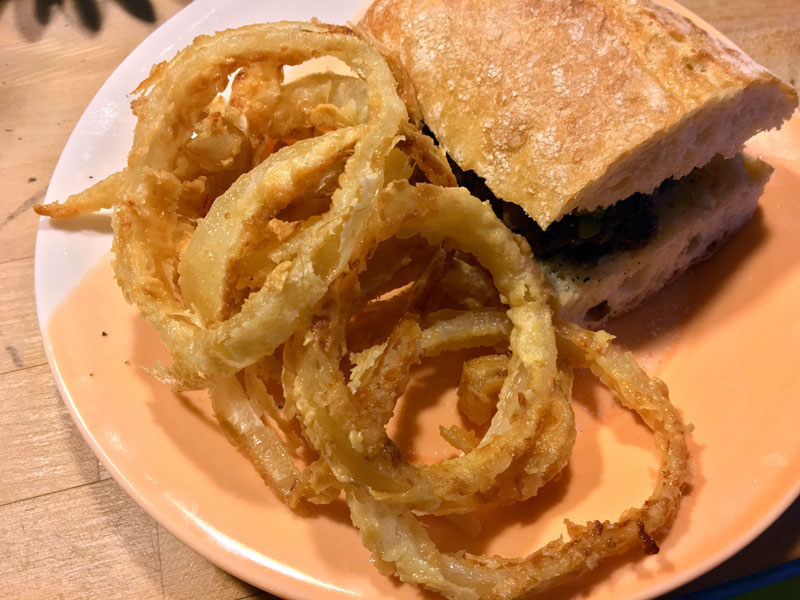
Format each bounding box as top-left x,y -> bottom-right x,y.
360,0 -> 797,228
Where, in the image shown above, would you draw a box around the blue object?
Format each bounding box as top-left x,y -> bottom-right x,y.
676,559 -> 800,599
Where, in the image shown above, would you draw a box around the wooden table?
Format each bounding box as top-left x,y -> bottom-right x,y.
1,1 -> 798,598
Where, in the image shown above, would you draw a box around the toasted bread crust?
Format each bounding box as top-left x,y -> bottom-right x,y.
360,0 -> 797,228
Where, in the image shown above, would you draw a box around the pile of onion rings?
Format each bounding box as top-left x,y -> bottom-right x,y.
36,21 -> 691,600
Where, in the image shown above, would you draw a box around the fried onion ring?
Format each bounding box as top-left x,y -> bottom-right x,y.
346,320 -> 690,600
284,183 -> 575,514
76,23 -> 412,385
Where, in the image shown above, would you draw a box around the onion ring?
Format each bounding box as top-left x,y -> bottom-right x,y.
41,23 -> 412,386
283,182 -> 575,514
346,320 -> 690,600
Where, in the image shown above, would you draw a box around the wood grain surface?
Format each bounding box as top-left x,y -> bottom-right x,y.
1,1 -> 798,599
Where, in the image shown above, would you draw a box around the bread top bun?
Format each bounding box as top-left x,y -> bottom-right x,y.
360,0 -> 797,228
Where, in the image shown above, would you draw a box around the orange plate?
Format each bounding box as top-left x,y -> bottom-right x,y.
41,115 -> 800,600
35,2 -> 800,600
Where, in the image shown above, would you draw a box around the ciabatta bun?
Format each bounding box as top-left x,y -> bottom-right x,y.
361,0 -> 796,228
542,153 -> 771,327
360,0 -> 797,327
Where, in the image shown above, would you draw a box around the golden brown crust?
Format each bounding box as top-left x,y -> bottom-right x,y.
360,0 -> 797,228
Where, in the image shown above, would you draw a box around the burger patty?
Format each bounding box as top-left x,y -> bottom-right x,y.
449,155 -> 661,263
421,124 -> 660,263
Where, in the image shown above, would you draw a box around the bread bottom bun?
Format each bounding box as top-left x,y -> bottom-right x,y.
542,153 -> 771,328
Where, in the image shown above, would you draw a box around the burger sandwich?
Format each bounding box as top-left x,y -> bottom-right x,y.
360,0 -> 798,327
